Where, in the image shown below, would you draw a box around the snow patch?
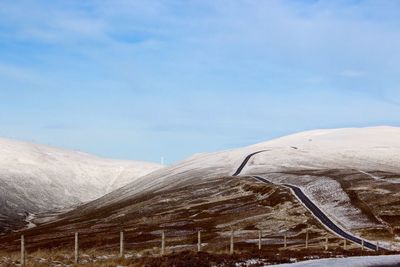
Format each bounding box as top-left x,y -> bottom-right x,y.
273,255 -> 400,267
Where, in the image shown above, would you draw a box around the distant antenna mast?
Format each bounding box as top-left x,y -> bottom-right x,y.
161,156 -> 165,166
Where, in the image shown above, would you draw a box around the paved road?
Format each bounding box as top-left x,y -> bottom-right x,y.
233,151 -> 385,251
232,150 -> 267,176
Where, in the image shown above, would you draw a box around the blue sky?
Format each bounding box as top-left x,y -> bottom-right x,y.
1,0 -> 400,163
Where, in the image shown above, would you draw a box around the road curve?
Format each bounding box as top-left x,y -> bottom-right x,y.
232,150 -> 267,176
234,152 -> 385,251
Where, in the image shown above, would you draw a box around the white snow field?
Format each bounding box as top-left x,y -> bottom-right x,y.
246,125 -> 400,173
243,126 -> 400,230
273,255 -> 400,267
0,138 -> 163,230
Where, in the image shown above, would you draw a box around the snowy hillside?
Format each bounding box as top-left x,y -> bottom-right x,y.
246,126 -> 400,173
2,126 -> 400,252
75,126 -> 400,235
0,138 -> 163,231
240,126 -> 400,232
87,126 -> 399,201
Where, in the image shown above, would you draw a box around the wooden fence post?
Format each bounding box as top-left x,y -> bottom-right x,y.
258,230 -> 262,250
305,230 -> 309,249
161,231 -> 165,255
198,231 -> 201,252
361,240 -> 364,251
120,231 -> 124,258
230,230 -> 234,255
376,242 -> 379,252
21,235 -> 25,267
324,237 -> 328,251
343,239 -> 347,250
284,234 -> 287,249
74,232 -> 79,264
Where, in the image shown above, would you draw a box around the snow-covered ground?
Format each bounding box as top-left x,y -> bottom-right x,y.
245,126 -> 400,173
79,126 -> 400,238
241,126 -> 400,231
273,255 -> 400,267
92,126 -> 400,202
0,138 -> 163,230
4,126 -> 400,236
24,213 -> 36,229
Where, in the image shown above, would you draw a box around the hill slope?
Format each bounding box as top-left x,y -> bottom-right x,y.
67,126 -> 400,238
0,138 -> 163,232
79,126 -> 400,212
1,126 -> 400,252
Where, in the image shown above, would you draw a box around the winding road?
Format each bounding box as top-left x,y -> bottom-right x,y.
232,150 -> 267,176
233,151 -> 384,251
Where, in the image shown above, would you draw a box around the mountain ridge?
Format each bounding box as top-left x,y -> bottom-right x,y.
0,137 -> 163,232
1,126 -> 400,253
66,126 -> 400,232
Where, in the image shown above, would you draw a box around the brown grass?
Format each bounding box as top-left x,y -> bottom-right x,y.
0,176 -> 330,253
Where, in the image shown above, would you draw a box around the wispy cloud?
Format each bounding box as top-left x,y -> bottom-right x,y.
0,0 -> 400,161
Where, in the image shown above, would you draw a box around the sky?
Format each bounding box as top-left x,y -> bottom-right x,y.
0,0 -> 400,164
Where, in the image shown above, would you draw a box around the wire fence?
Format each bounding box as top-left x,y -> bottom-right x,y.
15,227 -> 393,266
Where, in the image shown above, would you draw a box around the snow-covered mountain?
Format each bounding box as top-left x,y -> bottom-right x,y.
83,126 -> 400,206
0,138 -> 163,231
2,126 -> 400,251
70,126 -> 400,232
247,125 -> 400,172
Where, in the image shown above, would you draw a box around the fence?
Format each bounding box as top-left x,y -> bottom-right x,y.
17,228 -> 390,266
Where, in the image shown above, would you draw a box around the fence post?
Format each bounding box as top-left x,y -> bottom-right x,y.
161,231 -> 165,255
376,242 -> 379,252
230,230 -> 234,255
305,229 -> 309,249
74,232 -> 79,264
120,231 -> 124,258
361,240 -> 364,251
198,231 -> 201,252
344,239 -> 347,250
324,237 -> 328,251
21,235 -> 25,267
258,230 -> 262,250
284,234 -> 287,249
